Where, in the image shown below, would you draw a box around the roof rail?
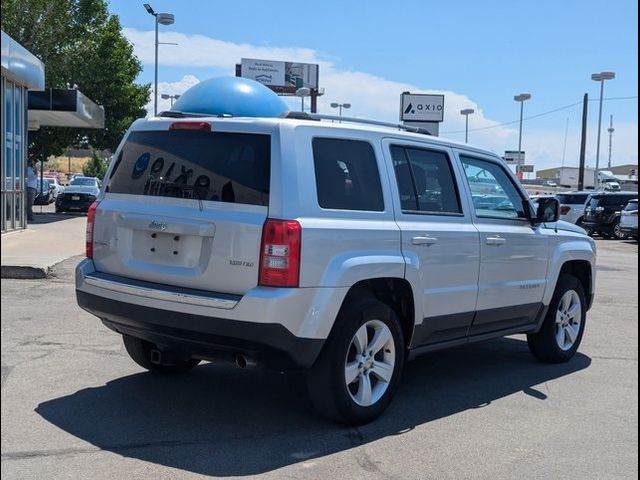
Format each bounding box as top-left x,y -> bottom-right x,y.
281,111 -> 432,135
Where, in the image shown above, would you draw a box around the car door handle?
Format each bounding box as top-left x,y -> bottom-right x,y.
412,235 -> 438,245
486,236 -> 507,246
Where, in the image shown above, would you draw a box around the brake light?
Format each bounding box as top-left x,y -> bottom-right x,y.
85,201 -> 100,258
259,219 -> 301,287
560,206 -> 571,215
169,121 -> 211,131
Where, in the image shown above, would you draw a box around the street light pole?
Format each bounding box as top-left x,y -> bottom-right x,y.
513,93 -> 531,179
144,4 -> 175,117
161,93 -> 181,108
607,115 -> 614,169
591,71 -> 615,187
154,14 -> 158,116
460,109 -> 474,143
330,102 -> 351,122
296,88 -> 311,112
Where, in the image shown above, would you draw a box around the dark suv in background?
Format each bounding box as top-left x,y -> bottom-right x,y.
583,192 -> 638,239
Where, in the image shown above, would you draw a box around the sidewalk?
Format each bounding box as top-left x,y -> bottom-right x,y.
1,213 -> 86,279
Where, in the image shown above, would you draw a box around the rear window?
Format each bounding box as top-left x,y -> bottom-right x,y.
106,130 -> 271,206
556,193 -> 589,205
313,138 -> 384,211
71,177 -> 97,187
588,195 -> 637,208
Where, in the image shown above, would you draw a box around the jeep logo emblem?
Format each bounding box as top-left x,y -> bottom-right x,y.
149,220 -> 167,231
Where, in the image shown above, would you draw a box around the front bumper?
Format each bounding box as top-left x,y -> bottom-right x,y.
56,195 -> 95,212
620,224 -> 638,236
75,259 -> 348,370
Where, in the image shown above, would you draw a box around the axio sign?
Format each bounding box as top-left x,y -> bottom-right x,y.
400,93 -> 445,123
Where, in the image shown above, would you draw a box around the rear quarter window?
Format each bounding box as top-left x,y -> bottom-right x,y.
106,130 -> 271,206
312,138 -> 384,211
557,194 -> 589,204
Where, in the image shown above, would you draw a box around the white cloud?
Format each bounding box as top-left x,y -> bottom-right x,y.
126,28 -> 638,170
148,74 -> 200,114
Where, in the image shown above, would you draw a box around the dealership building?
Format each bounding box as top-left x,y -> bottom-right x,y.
1,31 -> 104,233
1,31 -> 44,232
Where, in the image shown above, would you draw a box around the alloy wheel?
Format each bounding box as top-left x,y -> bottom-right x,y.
344,320 -> 396,407
555,290 -> 582,351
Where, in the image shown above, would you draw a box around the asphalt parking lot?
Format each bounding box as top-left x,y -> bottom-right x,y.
1,239 -> 637,479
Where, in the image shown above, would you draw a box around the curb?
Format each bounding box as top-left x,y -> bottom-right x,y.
1,265 -> 50,279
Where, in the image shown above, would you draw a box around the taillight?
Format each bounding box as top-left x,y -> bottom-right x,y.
560,206 -> 571,215
169,121 -> 211,131
85,201 -> 100,258
259,219 -> 301,287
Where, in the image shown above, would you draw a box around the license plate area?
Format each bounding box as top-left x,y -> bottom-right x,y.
71,195 -> 80,200
131,229 -> 209,268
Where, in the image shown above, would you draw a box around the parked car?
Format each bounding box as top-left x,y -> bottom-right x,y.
44,176 -> 64,199
55,176 -> 100,213
555,191 -> 592,226
620,199 -> 638,240
33,179 -> 55,205
75,113 -> 596,424
582,192 -> 638,239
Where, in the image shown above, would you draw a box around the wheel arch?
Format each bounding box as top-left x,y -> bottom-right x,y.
339,277 -> 416,349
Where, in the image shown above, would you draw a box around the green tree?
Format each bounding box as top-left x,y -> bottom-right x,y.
1,0 -> 150,156
82,151 -> 109,179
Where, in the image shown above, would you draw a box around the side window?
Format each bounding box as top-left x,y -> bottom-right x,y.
390,145 -> 461,214
313,138 -> 384,211
460,155 -> 526,219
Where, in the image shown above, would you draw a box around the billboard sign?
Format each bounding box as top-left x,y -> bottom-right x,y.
517,164 -> 534,173
504,150 -> 525,165
400,93 -> 445,122
240,58 -> 319,90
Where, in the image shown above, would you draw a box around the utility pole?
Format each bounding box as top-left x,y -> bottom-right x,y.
561,117 -> 569,168
607,115 -> 614,169
578,94 -> 588,191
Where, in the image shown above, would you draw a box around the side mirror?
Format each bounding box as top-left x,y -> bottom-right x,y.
534,197 -> 560,224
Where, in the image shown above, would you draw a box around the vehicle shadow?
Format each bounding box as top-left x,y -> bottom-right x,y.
36,337 -> 591,477
30,212 -> 85,225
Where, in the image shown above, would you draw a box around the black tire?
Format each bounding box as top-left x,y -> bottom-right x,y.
122,335 -> 200,374
610,219 -> 627,240
306,298 -> 405,425
527,274 -> 586,363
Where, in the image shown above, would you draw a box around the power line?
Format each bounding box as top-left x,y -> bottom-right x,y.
442,95 -> 638,134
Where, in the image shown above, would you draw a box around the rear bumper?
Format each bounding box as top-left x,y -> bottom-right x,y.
75,259 -> 348,370
56,196 -> 94,212
77,290 -> 323,370
620,224 -> 638,236
582,220 -> 613,231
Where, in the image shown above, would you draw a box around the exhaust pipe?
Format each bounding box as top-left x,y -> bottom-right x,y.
234,353 -> 258,369
150,349 -> 162,365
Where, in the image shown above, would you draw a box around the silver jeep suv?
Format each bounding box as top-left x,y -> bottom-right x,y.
76,114 -> 596,424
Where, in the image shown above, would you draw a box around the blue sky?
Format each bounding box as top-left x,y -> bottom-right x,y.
108,0 -> 638,170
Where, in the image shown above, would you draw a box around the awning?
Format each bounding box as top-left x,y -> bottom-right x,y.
28,88 -> 105,130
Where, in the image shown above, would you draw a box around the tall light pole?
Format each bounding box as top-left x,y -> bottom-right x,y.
591,71 -> 615,186
330,102 -> 351,121
161,93 -> 181,108
513,93 -> 531,161
144,4 -> 175,116
296,87 -> 311,112
460,108 -> 474,143
607,115 -> 614,169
